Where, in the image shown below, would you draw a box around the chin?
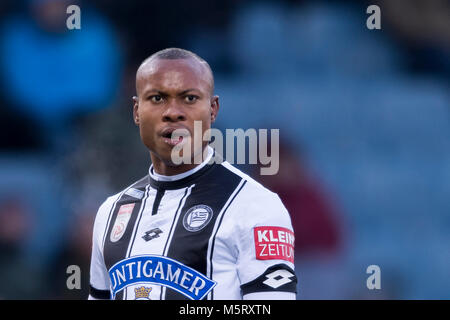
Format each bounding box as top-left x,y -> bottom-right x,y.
150,147 -> 191,167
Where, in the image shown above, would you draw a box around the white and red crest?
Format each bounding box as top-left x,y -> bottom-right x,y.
110,203 -> 135,243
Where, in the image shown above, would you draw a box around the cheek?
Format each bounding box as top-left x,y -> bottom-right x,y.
138,118 -> 158,148
189,112 -> 211,140
192,105 -> 212,127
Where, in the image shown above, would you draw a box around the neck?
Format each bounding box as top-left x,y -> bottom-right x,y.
150,147 -> 210,176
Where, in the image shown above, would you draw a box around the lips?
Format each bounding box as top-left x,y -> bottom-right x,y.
159,127 -> 190,146
163,135 -> 184,146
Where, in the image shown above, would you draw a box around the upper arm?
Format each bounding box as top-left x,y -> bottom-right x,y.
226,184 -> 298,299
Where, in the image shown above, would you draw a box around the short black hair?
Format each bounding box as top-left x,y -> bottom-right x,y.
151,47 -> 205,62
139,48 -> 214,95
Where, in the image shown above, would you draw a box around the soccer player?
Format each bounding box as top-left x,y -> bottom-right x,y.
88,48 -> 297,300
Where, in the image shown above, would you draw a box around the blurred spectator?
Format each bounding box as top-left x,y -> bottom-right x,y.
92,0 -> 236,71
253,140 -> 345,256
379,0 -> 450,76
48,210 -> 95,299
250,139 -> 348,299
0,0 -> 122,147
0,195 -> 48,299
0,0 -> 123,299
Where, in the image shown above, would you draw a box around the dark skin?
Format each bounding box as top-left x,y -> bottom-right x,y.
133,57 -> 219,176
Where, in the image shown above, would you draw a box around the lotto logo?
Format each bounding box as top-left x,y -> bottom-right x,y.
254,226 -> 295,263
263,269 -> 295,289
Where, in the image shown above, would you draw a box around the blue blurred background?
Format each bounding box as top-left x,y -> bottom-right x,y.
0,0 -> 449,299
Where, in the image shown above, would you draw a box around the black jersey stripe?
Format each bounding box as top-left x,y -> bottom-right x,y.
100,177 -> 149,250
101,191 -> 126,254
163,164 -> 242,300
162,186 -> 193,256
125,184 -> 151,258
151,189 -> 165,215
207,179 -> 247,300
123,184 -> 151,300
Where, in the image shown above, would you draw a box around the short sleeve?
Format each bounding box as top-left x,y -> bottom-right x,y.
226,182 -> 297,299
88,197 -> 116,299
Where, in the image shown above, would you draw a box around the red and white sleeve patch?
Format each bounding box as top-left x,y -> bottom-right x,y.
253,226 -> 295,263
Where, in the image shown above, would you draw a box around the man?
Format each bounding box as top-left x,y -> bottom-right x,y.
88,48 -> 297,300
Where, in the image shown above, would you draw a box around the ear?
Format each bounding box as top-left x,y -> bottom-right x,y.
132,96 -> 139,125
210,95 -> 219,123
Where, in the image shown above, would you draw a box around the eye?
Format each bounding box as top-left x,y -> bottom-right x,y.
184,95 -> 198,103
150,95 -> 163,103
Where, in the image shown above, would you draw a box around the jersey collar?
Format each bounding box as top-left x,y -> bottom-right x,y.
148,146 -> 219,190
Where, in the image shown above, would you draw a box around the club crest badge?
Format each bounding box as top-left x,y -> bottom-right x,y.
110,203 -> 135,243
182,204 -> 213,232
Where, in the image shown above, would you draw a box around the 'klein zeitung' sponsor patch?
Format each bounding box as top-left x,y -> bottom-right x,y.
253,226 -> 295,263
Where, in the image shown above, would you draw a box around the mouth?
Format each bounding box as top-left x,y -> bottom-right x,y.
162,135 -> 184,146
160,127 -> 189,146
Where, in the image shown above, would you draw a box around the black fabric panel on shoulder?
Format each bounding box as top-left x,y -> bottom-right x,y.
240,264 -> 297,295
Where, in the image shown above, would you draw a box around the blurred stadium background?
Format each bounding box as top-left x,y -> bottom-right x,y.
0,0 -> 449,299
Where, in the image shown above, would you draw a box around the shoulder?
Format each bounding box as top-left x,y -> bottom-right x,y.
219,162 -> 291,227
93,175 -> 149,230
219,161 -> 278,198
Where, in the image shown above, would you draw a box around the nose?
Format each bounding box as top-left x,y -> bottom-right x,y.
162,100 -> 186,122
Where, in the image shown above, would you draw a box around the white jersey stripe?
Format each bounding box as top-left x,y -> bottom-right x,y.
160,184 -> 194,299
206,179 -> 247,300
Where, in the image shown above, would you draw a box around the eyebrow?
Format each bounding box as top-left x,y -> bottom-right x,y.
142,88 -> 202,97
177,88 -> 201,96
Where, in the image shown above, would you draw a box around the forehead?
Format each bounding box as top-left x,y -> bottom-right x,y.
136,58 -> 211,95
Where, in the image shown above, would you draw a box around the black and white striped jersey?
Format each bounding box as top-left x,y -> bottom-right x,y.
88,149 -> 297,300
